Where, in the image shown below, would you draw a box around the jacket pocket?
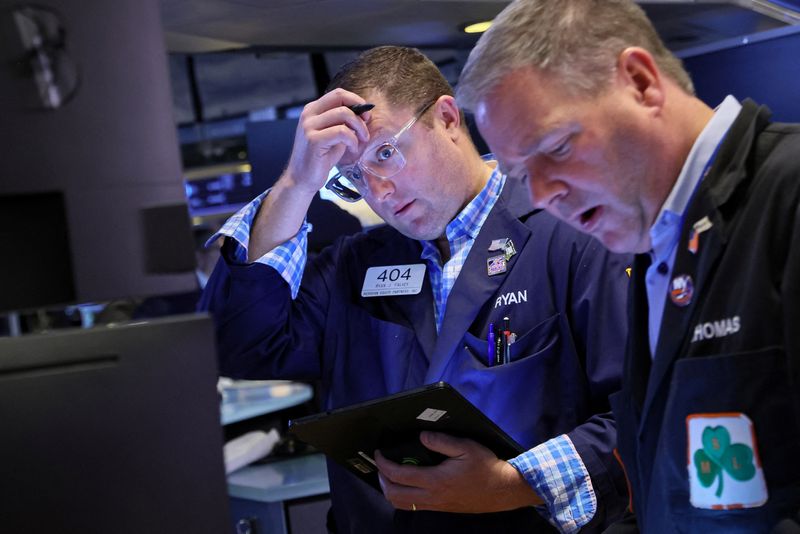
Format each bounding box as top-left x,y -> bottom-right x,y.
655,346 -> 800,532
461,313 -> 559,368
442,314 -> 580,447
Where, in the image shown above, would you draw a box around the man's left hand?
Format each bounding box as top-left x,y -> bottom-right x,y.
374,431 -> 544,513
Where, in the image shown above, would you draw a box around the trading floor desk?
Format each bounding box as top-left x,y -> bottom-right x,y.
220,380 -> 314,425
220,381 -> 330,534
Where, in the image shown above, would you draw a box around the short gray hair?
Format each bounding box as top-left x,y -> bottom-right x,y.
457,0 -> 694,111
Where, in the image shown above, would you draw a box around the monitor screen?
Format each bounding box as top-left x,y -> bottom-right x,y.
245,118 -> 299,193
184,162 -> 256,217
0,314 -> 231,533
0,0 -> 197,312
181,118 -> 300,218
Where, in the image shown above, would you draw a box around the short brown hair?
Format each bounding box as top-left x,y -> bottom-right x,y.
327,46 -> 454,113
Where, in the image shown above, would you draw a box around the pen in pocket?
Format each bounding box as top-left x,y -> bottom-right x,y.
487,323 -> 495,367
495,323 -> 504,366
502,317 -> 511,365
487,318 -> 516,367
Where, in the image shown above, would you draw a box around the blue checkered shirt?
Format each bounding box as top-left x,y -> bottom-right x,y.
209,167 -> 596,531
419,167 -> 504,333
510,435 -> 596,532
208,192 -> 310,299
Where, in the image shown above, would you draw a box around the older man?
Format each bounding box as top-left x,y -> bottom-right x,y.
201,46 -> 630,532
458,1 -> 800,531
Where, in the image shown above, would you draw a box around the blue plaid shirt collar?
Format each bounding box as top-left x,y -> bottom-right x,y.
420,161 -> 505,333
421,163 -> 505,263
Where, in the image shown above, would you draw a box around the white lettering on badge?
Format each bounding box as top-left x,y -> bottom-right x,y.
361,264 -> 426,297
691,316 -> 741,342
494,290 -> 528,308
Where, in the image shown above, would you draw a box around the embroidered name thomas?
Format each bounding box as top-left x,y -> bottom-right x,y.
494,290 -> 528,308
691,316 -> 741,342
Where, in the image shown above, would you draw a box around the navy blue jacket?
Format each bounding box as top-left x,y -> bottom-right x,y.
201,176 -> 630,533
608,101 -> 800,533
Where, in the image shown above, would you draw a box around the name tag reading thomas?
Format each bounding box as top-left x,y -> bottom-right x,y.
361,264 -> 426,297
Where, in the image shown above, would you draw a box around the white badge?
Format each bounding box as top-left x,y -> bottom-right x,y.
693,216 -> 714,234
686,412 -> 768,510
361,264 -> 426,297
417,408 -> 447,422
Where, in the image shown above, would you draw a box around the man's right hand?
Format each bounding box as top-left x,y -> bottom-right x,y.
247,89 -> 371,262
283,88 -> 372,194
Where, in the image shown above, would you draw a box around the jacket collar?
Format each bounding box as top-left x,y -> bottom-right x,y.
424,175 -> 537,381
635,100 -> 772,428
699,99 -> 772,223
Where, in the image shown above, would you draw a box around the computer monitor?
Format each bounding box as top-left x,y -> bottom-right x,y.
0,314 -> 231,533
245,118 -> 300,194
184,162 -> 257,218
0,0 -> 197,312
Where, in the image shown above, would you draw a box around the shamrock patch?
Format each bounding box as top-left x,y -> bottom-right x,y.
686,413 -> 768,509
693,425 -> 756,497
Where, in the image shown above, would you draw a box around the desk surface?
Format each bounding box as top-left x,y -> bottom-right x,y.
220,380 -> 313,425
227,453 -> 330,503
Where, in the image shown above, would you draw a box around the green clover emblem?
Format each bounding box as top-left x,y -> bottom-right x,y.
694,425 -> 756,497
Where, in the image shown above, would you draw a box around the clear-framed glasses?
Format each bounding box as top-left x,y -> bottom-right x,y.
325,99 -> 437,202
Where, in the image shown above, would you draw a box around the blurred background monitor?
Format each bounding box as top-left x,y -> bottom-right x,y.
245,118 -> 364,252
184,161 -> 257,217
182,118 -> 299,217
0,0 -> 197,313
0,314 -> 231,533
245,118 -> 300,194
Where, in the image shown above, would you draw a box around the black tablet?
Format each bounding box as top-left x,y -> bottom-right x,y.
288,381 -> 524,492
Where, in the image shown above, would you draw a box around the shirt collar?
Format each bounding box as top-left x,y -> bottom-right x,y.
447,164 -> 505,242
421,157 -> 505,259
649,95 -> 741,260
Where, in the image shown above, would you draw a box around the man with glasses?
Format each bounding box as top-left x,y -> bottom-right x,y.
201,46 -> 630,533
325,100 -> 436,202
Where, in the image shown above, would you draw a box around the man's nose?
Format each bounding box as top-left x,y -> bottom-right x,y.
363,171 -> 395,202
528,172 -> 568,210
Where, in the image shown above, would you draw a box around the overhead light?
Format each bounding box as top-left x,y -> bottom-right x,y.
463,21 -> 492,34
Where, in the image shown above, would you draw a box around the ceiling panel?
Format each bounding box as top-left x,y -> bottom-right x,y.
162,0 -> 800,132
161,0 -> 505,51
161,0 -> 800,53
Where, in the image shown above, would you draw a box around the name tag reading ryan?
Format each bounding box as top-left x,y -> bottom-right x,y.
361,264 -> 426,297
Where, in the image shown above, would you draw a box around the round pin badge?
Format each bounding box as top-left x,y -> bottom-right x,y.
669,274 -> 694,307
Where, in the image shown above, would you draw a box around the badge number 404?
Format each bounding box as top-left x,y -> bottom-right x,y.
361,264 -> 426,297
376,268 -> 412,282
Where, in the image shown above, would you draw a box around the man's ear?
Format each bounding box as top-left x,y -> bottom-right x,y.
433,95 -> 463,140
616,47 -> 665,113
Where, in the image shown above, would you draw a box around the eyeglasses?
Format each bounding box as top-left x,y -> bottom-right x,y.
325,99 -> 437,202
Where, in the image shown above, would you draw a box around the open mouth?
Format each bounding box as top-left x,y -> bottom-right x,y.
578,206 -> 601,231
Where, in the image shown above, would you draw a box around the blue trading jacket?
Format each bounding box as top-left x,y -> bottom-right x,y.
200,176 -> 631,533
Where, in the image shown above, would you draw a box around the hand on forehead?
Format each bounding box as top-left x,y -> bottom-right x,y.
331,89 -> 429,168
307,88 -> 373,166
336,96 -> 397,166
